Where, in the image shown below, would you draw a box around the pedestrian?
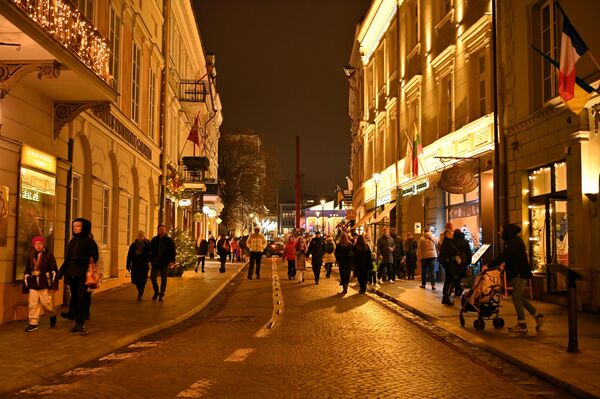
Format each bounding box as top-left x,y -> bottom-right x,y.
376,227 -> 395,283
231,237 -> 240,262
284,235 -> 296,280
246,227 -> 267,279
239,234 -> 248,262
334,233 -> 353,294
59,218 -> 99,333
149,224 -> 176,301
208,233 -> 216,259
418,228 -> 438,290
439,221 -> 453,250
295,236 -> 308,284
307,230 -> 326,284
216,234 -> 230,273
195,237 -> 208,273
392,231 -> 405,279
404,232 -> 417,280
369,252 -> 378,286
487,224 -> 545,333
452,229 -> 472,298
23,236 -> 58,332
323,235 -> 336,278
126,230 -> 151,301
364,233 -> 374,251
438,228 -> 455,305
352,235 -> 372,293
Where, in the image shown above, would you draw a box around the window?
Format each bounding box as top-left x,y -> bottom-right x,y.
410,2 -> 420,49
72,175 -> 80,218
132,43 -> 141,124
540,1 -> 559,102
387,23 -> 398,76
102,188 -> 110,246
127,197 -> 132,242
109,8 -> 121,90
377,123 -> 385,171
442,76 -> 453,134
74,0 -> 93,22
478,53 -> 487,117
149,70 -> 156,139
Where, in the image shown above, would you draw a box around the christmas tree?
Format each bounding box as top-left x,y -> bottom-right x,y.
170,228 -> 197,276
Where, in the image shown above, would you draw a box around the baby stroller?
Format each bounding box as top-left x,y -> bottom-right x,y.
459,269 -> 505,330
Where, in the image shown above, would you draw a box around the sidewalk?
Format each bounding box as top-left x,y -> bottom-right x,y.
368,277 -> 600,399
0,260 -> 245,395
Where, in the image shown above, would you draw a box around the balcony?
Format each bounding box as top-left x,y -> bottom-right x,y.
0,0 -> 117,102
178,79 -> 208,115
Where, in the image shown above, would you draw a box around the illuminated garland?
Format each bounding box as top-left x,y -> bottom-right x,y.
166,161 -> 185,201
13,0 -> 110,82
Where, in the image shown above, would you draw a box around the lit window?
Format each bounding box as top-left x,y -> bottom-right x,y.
540,1 -> 558,102
109,8 -> 121,90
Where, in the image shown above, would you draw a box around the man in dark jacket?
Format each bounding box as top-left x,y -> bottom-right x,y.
489,224 -> 545,333
149,224 -> 176,301
392,231 -> 405,279
60,218 -> 99,333
307,231 -> 326,284
376,228 -> 395,283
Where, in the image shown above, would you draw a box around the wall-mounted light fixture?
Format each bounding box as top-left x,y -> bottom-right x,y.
585,192 -> 598,203
343,65 -> 356,78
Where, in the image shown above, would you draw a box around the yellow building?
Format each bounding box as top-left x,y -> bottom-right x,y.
349,0 -> 496,251
0,0 -> 222,323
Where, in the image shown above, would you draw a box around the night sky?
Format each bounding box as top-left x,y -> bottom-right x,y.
194,0 -> 372,201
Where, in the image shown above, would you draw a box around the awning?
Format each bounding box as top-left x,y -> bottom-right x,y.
372,202 -> 396,224
355,209 -> 375,228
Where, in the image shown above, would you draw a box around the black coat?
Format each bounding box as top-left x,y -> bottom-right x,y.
196,239 -> 209,256
353,246 -> 372,272
217,238 -> 229,256
491,224 -> 532,280
307,236 -> 326,264
23,248 -> 59,292
61,218 -> 99,278
334,243 -> 353,266
393,236 -> 404,261
149,235 -> 176,269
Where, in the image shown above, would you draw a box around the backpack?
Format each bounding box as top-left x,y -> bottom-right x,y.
325,241 -> 334,254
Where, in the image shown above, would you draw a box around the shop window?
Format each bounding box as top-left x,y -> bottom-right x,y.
528,162 -> 568,271
16,168 -> 56,280
530,0 -> 559,106
446,184 -> 481,252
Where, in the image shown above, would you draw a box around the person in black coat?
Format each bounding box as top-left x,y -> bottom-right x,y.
196,238 -> 209,273
438,229 -> 456,305
59,218 -> 99,333
149,224 -> 176,301
126,231 -> 151,301
352,235 -> 372,293
216,235 -> 230,273
452,229 -> 472,298
488,224 -> 545,333
307,231 -> 326,284
334,233 -> 354,294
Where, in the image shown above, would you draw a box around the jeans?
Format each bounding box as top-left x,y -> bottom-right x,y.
287,260 -> 296,278
369,270 -> 377,284
325,263 -> 333,278
441,261 -> 455,299
511,276 -> 537,322
406,254 -> 417,279
388,261 -> 397,281
151,265 -> 168,296
421,258 -> 436,287
248,252 -> 263,277
378,263 -> 391,282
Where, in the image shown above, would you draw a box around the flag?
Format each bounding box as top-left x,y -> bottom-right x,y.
345,176 -> 353,191
336,186 -> 344,209
186,116 -> 200,147
530,45 -> 596,115
557,3 -> 590,113
403,132 -> 412,178
412,122 -> 424,177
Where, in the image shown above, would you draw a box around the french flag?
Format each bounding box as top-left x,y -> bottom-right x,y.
558,5 -> 588,103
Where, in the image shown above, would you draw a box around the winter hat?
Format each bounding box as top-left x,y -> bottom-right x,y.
31,236 -> 45,246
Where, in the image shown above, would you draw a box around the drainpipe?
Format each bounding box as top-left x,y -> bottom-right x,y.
395,6 -> 402,236
158,0 -> 171,224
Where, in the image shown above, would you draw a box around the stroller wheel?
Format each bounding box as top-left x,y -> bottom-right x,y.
473,319 -> 485,330
459,312 -> 465,327
493,318 -> 505,329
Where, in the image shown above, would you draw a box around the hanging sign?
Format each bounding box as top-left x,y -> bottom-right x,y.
438,164 -> 478,194
448,202 -> 479,219
21,146 -> 56,174
376,191 -> 392,207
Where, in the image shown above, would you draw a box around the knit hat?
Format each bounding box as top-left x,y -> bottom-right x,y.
31,236 -> 45,246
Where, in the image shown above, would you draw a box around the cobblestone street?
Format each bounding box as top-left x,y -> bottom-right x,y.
12,260 -> 572,398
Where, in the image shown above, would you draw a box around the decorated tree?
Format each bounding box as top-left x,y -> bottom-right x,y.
169,228 -> 197,276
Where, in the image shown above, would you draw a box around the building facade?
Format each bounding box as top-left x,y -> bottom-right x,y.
0,0 -> 222,323
349,0 -> 497,254
279,202 -> 296,234
498,0 -> 600,309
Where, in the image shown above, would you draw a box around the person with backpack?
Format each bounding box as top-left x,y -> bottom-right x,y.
23,236 -> 58,332
418,228 -> 438,290
322,235 -> 336,278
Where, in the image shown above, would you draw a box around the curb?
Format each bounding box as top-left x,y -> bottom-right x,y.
368,286 -> 597,399
1,262 -> 246,395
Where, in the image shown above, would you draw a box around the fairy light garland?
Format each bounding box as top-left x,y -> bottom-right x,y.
12,0 -> 110,83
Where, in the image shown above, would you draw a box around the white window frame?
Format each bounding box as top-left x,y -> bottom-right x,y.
131,42 -> 142,124
539,0 -> 559,103
109,7 -> 121,90
478,52 -> 487,117
102,187 -> 110,246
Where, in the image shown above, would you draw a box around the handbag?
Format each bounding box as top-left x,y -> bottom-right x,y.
85,258 -> 101,289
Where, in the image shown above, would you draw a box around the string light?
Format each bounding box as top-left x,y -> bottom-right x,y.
13,0 -> 110,83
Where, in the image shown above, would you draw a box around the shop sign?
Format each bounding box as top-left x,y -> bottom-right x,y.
438,164 -> 478,194
448,202 -> 479,219
92,107 -> 152,160
376,191 -> 392,207
21,189 -> 40,202
402,180 -> 429,197
21,146 -> 56,174
414,222 -> 422,234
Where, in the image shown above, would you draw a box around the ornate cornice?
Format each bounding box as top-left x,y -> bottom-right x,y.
504,106 -> 558,135
53,101 -> 110,140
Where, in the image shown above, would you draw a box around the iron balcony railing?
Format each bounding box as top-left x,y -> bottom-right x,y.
178,80 -> 208,103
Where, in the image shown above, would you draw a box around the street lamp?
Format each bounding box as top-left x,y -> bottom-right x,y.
202,205 -> 210,240
315,211 -> 320,232
373,173 -> 381,241
320,199 -> 326,234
